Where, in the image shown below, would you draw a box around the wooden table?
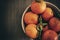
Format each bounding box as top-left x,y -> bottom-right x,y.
1,0 -> 60,40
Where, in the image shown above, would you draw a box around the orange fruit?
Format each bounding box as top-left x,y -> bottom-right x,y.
42,7 -> 53,21
49,17 -> 59,28
42,30 -> 58,40
31,1 -> 46,14
25,24 -> 38,38
49,17 -> 60,32
24,12 -> 38,24
54,22 -> 60,32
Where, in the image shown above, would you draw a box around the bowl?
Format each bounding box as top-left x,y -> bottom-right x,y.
21,2 -> 60,40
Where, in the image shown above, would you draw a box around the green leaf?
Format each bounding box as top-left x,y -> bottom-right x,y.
43,23 -> 47,26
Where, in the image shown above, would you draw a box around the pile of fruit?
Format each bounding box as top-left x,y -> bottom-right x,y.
23,0 -> 60,40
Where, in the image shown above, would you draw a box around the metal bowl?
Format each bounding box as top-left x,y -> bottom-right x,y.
21,2 -> 60,40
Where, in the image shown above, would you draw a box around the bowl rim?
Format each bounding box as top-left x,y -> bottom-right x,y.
21,1 -> 60,40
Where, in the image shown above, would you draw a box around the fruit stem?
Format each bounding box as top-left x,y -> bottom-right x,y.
43,23 -> 47,26
39,16 -> 43,25
35,0 -> 43,3
37,16 -> 48,40
39,16 -> 43,35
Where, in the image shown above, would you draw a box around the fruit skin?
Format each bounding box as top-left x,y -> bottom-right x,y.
31,1 -> 46,14
43,25 -> 48,32
24,12 -> 38,24
25,24 -> 38,38
42,30 -> 58,40
54,22 -> 60,32
42,7 -> 53,21
49,17 -> 60,32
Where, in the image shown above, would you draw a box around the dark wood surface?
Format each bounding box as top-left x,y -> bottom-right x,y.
1,0 -> 60,40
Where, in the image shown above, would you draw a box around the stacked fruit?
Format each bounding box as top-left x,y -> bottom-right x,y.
23,0 -> 60,40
